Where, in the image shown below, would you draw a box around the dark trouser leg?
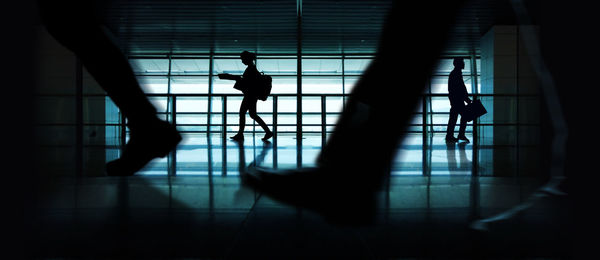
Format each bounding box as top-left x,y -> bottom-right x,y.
39,2 -> 181,176
315,1 -> 465,188
248,99 -> 271,133
237,97 -> 250,135
458,114 -> 468,137
243,1 -> 466,224
447,107 -> 459,138
39,4 -> 158,131
78,30 -> 158,130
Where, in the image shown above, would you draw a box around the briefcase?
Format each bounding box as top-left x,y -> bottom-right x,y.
462,99 -> 487,122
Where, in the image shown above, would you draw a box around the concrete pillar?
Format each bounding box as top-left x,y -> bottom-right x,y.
82,65 -> 108,177
480,25 -> 541,177
35,26 -> 106,177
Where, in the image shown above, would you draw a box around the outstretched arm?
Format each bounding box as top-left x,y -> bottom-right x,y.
218,73 -> 242,80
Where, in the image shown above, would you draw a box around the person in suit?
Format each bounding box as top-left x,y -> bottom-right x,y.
446,57 -> 472,143
224,51 -> 273,142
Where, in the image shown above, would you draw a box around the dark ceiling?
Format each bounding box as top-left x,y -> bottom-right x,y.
100,0 -> 519,55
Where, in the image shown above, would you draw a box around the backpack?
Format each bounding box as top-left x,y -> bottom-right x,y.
257,72 -> 272,101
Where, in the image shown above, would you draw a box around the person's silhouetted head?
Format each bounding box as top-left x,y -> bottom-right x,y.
453,58 -> 465,70
240,51 -> 257,66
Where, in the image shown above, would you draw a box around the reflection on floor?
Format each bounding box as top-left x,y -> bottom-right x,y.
122,133 -> 479,176
26,133 -> 573,258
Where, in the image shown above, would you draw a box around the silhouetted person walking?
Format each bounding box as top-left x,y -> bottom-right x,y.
37,1 -> 182,176
446,58 -> 472,143
220,51 -> 273,142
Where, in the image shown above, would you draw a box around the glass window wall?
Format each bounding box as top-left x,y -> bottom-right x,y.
109,54 -> 486,176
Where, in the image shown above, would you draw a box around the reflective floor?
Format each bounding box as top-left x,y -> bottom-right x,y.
113,133 -> 480,176
26,133 -> 574,258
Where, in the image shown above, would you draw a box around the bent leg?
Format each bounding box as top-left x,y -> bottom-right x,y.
39,2 -> 158,130
447,107 -> 459,138
316,2 -> 466,188
237,97 -> 251,136
38,2 -> 181,176
248,100 -> 271,133
458,115 -> 468,137
242,1 -> 467,224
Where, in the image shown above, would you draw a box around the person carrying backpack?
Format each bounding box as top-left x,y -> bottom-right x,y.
219,51 -> 273,141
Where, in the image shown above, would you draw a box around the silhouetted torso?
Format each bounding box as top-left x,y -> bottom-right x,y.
241,65 -> 260,98
231,57 -> 272,141
448,68 -> 468,107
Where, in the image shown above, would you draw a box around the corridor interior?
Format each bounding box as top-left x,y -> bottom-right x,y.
27,1 -> 574,256
27,132 -> 572,258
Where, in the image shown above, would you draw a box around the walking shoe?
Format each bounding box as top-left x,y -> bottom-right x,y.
106,120 -> 181,176
445,135 -> 458,143
242,165 -> 377,226
230,134 -> 244,141
457,135 -> 470,143
262,131 -> 274,141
